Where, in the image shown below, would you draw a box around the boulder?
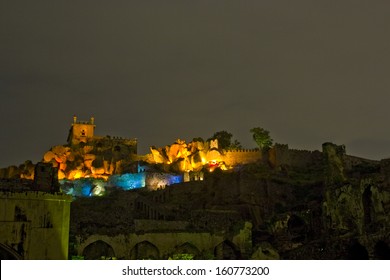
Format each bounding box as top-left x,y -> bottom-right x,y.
58,170 -> 66,180
150,147 -> 166,164
52,145 -> 68,156
43,151 -> 56,162
190,153 -> 203,171
92,157 -> 104,168
91,166 -> 105,175
206,149 -> 222,162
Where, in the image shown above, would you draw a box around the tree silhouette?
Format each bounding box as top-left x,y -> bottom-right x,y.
208,131 -> 242,150
250,127 -> 273,150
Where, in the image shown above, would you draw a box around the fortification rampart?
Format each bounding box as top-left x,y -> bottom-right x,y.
0,191 -> 72,259
222,149 -> 262,166
0,191 -> 71,201
269,144 -> 322,169
344,155 -> 379,171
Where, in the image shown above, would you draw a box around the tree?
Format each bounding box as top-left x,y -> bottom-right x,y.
250,127 -> 273,150
192,137 -> 204,143
230,139 -> 243,150
208,130 -> 242,150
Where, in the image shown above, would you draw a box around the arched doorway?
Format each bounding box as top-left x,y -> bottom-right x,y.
287,215 -> 306,242
82,240 -> 115,260
174,242 -> 200,259
362,186 -> 373,230
0,243 -> 22,260
346,240 -> 369,260
130,241 -> 159,260
214,240 -> 241,260
374,240 -> 390,260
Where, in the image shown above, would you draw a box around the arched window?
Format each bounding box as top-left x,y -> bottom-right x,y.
82,240 -> 115,260
174,242 -> 200,259
214,240 -> 241,260
130,241 -> 159,260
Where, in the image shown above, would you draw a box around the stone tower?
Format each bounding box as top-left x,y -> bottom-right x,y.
67,116 -> 95,145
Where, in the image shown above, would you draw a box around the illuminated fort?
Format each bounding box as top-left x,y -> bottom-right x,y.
1,117 -> 390,260
36,116 -> 261,196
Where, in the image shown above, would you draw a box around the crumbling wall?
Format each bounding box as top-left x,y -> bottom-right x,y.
322,142 -> 346,185
322,143 -> 390,238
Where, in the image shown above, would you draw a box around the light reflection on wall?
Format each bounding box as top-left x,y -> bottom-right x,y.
60,178 -> 107,197
145,173 -> 183,188
108,173 -> 146,190
60,172 -> 183,197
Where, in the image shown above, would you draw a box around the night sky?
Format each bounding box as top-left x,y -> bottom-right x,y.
1,1 -> 390,168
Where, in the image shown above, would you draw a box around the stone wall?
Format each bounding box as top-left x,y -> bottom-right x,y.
0,161 -> 35,180
134,219 -> 189,232
221,149 -> 262,166
269,144 -> 322,169
75,221 -> 252,259
0,191 -> 72,259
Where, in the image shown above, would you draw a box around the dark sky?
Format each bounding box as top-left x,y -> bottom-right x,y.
1,0 -> 390,167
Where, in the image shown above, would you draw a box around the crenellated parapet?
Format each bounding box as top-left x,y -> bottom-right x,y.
223,148 -> 260,153
148,139 -> 264,172
268,143 -> 323,169
0,191 -> 72,201
222,149 -> 262,166
67,116 -> 96,146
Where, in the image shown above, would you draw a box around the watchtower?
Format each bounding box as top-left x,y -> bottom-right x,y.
67,115 -> 95,145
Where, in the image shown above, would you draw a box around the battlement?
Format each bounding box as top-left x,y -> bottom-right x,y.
269,143 -> 323,169
222,149 -> 262,166
0,191 -> 72,202
223,148 -> 260,153
67,116 -> 137,150
111,136 -> 137,145
72,115 -> 95,125
67,116 -> 96,145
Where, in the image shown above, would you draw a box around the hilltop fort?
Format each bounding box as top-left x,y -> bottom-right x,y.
1,117 -> 390,260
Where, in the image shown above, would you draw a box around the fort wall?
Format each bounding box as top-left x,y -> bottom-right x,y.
222,149 -> 262,166
76,220 -> 252,259
0,191 -> 72,259
134,219 -> 189,232
269,144 -> 323,169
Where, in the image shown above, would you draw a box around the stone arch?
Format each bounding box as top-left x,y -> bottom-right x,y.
0,243 -> 22,260
287,215 -> 306,242
214,240 -> 241,260
174,242 -> 200,259
346,240 -> 369,260
82,240 -> 115,260
130,241 -> 159,260
374,240 -> 390,260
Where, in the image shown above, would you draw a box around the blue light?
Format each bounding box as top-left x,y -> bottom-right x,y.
108,173 -> 146,190
59,178 -> 107,197
168,175 -> 183,185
